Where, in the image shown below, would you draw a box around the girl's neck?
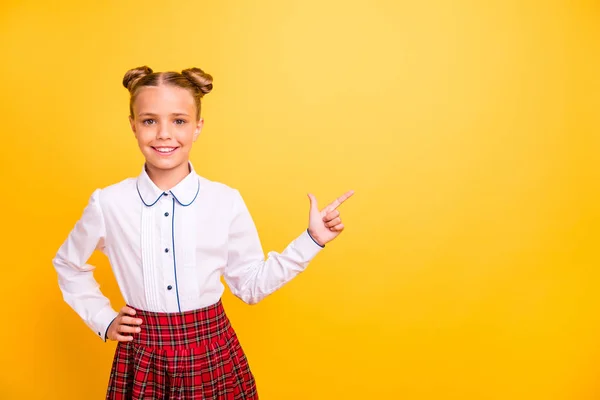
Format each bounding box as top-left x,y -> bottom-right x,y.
145,162 -> 191,191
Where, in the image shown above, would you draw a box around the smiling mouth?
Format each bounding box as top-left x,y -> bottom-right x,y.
152,146 -> 179,155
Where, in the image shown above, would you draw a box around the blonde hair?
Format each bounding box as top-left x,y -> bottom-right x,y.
123,66 -> 213,119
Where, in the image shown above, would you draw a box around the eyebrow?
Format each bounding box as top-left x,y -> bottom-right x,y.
137,112 -> 190,117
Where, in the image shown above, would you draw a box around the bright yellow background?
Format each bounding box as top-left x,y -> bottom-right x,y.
0,0 -> 599,399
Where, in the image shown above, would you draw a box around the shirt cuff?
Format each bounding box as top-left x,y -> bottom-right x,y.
93,307 -> 119,342
292,229 -> 325,262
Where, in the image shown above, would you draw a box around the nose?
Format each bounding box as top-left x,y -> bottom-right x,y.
156,122 -> 173,140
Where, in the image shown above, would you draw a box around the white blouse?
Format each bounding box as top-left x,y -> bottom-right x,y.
52,163 -> 324,340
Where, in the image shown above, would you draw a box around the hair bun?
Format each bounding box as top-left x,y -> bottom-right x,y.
181,67 -> 213,97
123,66 -> 153,91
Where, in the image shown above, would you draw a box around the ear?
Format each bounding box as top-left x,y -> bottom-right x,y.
129,115 -> 137,137
193,118 -> 204,142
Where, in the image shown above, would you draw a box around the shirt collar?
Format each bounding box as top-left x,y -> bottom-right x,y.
136,162 -> 200,207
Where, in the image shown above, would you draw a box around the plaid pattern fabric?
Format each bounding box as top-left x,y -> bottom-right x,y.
106,300 -> 258,399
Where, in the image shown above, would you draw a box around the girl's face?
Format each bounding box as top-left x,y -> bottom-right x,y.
129,84 -> 203,174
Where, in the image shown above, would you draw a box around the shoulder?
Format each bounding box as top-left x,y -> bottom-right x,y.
196,175 -> 246,211
197,175 -> 241,198
93,177 -> 138,208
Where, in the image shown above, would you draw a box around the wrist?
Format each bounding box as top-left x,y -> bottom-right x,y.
307,228 -> 325,248
105,316 -> 117,341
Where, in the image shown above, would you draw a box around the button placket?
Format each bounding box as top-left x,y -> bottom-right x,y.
160,196 -> 179,311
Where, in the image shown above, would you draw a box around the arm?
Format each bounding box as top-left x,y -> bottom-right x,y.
223,190 -> 324,305
52,189 -> 119,341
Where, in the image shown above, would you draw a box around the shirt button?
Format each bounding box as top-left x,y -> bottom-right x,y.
163,192 -> 168,196
164,248 -> 169,253
167,285 -> 173,290
164,212 -> 169,217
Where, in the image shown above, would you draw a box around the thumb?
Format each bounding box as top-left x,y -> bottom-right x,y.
307,193 -> 319,214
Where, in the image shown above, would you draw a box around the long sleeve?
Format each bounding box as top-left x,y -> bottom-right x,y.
52,189 -> 119,341
223,190 -> 324,304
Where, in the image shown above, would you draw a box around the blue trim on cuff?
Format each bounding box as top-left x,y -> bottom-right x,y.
104,316 -> 117,342
307,229 -> 325,248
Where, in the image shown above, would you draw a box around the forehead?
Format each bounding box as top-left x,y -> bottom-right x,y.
133,85 -> 195,114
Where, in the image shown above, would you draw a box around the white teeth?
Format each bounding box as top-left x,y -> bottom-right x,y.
155,147 -> 175,153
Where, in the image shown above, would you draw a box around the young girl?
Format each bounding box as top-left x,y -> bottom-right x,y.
52,65 -> 353,399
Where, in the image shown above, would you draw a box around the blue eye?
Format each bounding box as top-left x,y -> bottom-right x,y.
142,119 -> 156,125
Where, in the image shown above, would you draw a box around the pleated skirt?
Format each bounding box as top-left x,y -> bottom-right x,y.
106,300 -> 258,399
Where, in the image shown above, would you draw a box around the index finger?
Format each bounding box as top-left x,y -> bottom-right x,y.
121,316 -> 143,326
120,306 -> 137,316
323,190 -> 354,214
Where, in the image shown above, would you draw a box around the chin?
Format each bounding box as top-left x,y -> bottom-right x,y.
147,157 -> 186,171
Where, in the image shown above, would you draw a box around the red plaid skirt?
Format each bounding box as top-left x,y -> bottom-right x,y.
106,300 -> 258,399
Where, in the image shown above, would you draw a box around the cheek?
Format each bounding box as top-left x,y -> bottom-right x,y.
176,128 -> 196,146
135,129 -> 153,144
